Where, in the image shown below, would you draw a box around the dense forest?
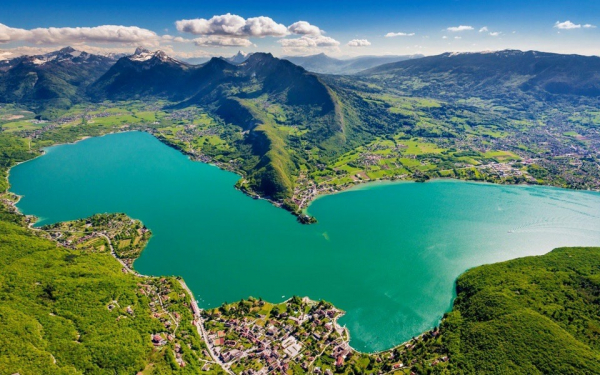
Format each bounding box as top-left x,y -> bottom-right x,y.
431,247 -> 600,374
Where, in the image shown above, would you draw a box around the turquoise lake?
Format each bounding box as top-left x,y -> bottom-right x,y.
9,131 -> 600,352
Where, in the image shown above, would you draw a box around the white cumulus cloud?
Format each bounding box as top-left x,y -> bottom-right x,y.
243,16 -> 289,37
447,25 -> 474,32
287,21 -> 323,36
489,31 -> 501,36
278,35 -> 340,48
0,23 -> 160,45
479,26 -> 489,33
385,32 -> 415,37
347,39 -> 371,47
584,24 -> 597,29
175,13 -> 288,37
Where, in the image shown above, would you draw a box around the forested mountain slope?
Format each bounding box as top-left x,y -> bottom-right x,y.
436,247 -> 600,373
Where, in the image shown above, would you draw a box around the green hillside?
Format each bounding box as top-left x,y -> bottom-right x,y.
88,52 -> 345,203
359,50 -> 600,100
0,212 -> 152,374
434,247 -> 600,374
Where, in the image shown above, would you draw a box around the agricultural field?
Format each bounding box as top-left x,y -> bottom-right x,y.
0,104 -> 41,132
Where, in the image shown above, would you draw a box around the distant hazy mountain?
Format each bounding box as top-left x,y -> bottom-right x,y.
283,53 -> 424,74
0,47 -> 116,115
179,51 -> 251,66
360,50 -> 600,98
224,51 -> 253,64
180,57 -> 211,65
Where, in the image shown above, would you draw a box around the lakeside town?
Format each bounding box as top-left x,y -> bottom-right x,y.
200,296 -> 449,374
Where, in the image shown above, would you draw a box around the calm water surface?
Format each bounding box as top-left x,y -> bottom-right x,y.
9,131 -> 600,352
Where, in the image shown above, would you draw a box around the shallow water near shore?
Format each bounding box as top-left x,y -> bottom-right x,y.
9,131 -> 600,352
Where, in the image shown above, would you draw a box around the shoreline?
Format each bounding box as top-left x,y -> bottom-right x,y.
2,191 -> 435,360
305,176 -> 600,217
5,129 -> 600,360
9,128 -> 599,224
150,128 -> 600,222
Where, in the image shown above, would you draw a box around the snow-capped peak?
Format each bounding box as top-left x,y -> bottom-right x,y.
128,48 -> 183,64
31,57 -> 48,65
129,50 -> 156,62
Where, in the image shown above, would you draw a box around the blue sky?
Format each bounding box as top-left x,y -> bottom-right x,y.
1,0 -> 598,59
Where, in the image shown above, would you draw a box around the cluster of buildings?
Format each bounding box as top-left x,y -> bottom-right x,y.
479,161 -> 526,179
39,214 -> 148,264
201,297 -> 458,374
203,298 -> 353,374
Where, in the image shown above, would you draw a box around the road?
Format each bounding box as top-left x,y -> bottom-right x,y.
97,232 -> 145,277
178,279 -> 234,375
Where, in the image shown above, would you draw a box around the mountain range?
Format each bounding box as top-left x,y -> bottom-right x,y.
360,50 -> 600,99
0,47 -> 117,117
284,53 -> 423,74
181,52 -> 423,74
1,47 -> 600,202
88,48 -> 343,200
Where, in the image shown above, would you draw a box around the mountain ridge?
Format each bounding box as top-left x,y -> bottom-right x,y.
2,47 -> 600,204
284,53 -> 424,74
0,46 -> 117,117
360,49 -> 600,98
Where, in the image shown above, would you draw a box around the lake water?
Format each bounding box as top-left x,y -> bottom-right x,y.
9,131 -> 600,352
